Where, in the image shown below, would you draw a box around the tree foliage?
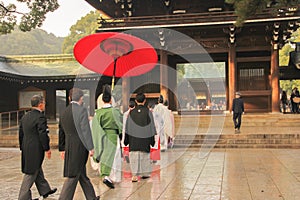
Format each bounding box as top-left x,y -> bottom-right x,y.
225,0 -> 300,26
278,29 -> 300,66
0,27 -> 63,55
0,0 -> 59,34
280,79 -> 300,95
62,11 -> 99,54
280,28 -> 300,94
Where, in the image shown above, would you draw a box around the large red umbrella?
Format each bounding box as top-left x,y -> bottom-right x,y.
73,32 -> 158,89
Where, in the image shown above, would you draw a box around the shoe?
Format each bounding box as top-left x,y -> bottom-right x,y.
132,176 -> 138,182
141,175 -> 150,179
43,188 -> 57,198
103,178 -> 115,189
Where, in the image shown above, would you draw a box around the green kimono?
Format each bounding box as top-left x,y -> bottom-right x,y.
91,105 -> 122,178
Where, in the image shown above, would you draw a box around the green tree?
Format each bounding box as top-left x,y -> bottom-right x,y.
281,80 -> 300,95
0,27 -> 63,55
0,0 -> 59,34
225,0 -> 300,26
280,28 -> 300,93
62,11 -> 99,54
279,28 -> 300,66
279,44 -> 292,66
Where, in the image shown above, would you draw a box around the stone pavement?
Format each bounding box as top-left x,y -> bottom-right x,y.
1,147 -> 300,200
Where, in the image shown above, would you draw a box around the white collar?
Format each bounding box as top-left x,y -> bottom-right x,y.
102,103 -> 112,108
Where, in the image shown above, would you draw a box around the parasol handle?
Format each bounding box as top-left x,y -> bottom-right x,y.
111,76 -> 115,90
111,58 -> 117,90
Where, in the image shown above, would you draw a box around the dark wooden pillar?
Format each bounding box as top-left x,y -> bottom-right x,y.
168,58 -> 177,111
271,45 -> 280,112
206,90 -> 211,107
46,88 -> 56,120
89,88 -> 95,116
122,77 -> 130,113
228,43 -> 236,112
160,50 -> 168,101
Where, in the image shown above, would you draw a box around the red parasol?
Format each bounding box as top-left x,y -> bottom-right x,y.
73,32 -> 157,89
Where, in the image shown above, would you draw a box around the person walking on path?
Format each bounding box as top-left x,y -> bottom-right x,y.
58,88 -> 99,200
91,85 -> 123,189
232,92 -> 244,134
121,100 -> 135,147
125,93 -> 156,182
18,95 -> 57,200
163,100 -> 175,148
290,87 -> 300,113
153,95 -> 171,151
148,102 -> 161,163
121,100 -> 135,163
281,90 -> 288,113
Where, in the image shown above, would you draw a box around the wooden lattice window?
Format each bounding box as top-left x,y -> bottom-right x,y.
239,68 -> 267,90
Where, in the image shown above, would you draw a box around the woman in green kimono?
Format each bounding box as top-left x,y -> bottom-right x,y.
91,85 -> 123,189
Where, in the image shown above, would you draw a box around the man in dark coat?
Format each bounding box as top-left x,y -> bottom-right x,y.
290,87 -> 300,113
18,95 -> 57,200
59,88 -> 99,200
125,93 -> 156,182
232,92 -> 245,133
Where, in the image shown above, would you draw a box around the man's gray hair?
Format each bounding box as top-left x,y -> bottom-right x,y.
31,95 -> 44,107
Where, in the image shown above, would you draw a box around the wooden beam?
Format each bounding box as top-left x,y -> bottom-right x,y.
237,56 -> 270,62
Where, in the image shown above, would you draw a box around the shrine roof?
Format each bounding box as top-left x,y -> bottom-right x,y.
86,0 -> 300,31
0,54 -> 94,77
85,0 -> 233,18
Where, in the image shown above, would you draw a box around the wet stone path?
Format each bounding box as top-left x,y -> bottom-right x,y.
0,147 -> 300,200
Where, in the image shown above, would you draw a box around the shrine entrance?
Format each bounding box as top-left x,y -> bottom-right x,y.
177,62 -> 226,112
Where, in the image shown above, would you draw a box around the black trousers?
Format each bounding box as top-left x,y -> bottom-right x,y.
18,167 -> 51,200
292,102 -> 299,113
59,166 -> 97,200
233,112 -> 242,129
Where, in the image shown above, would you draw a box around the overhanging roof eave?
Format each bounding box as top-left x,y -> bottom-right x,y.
97,16 -> 300,31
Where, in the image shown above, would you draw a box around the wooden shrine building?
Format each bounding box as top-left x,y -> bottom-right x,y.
86,0 -> 300,113
1,0 -> 300,121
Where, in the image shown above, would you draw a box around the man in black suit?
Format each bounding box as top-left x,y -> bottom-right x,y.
59,88 -> 99,200
18,95 -> 57,200
232,92 -> 245,133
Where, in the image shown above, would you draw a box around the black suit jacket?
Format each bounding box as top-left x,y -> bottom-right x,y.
232,97 -> 244,113
19,109 -> 50,174
125,105 -> 155,153
59,103 -> 94,177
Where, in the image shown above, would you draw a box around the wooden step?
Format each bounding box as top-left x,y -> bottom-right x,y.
174,113 -> 300,128
1,113 -> 300,148
174,134 -> 300,148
